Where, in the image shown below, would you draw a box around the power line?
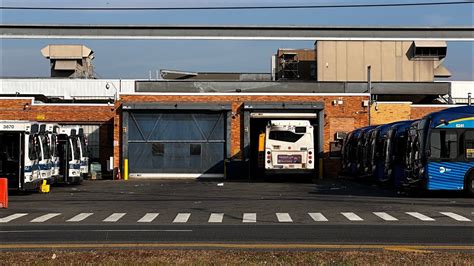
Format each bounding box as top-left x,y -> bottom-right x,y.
1,1 -> 473,11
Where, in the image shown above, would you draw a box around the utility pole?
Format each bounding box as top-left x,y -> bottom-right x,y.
367,65 -> 372,126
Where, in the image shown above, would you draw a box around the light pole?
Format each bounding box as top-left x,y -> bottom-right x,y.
367,65 -> 372,126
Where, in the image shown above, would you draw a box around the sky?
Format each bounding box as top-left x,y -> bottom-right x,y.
1,0 -> 473,80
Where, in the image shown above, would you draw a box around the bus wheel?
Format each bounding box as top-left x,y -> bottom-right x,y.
466,172 -> 474,197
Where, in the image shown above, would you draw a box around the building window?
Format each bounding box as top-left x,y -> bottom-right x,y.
152,143 -> 164,156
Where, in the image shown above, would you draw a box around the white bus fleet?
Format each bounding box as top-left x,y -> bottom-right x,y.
0,121 -> 92,190
264,120 -> 315,174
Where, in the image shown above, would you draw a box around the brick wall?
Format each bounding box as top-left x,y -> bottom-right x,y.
370,102 -> 412,125
117,95 -> 369,176
410,106 -> 450,120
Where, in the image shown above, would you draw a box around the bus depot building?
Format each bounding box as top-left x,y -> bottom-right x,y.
0,79 -> 455,180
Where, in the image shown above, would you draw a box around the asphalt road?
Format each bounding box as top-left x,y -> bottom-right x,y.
1,178 -> 473,250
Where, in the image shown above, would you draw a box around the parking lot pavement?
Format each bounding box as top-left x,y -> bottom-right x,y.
1,178 -> 473,226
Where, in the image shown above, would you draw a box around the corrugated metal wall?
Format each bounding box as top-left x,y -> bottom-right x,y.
0,79 -> 135,99
79,124 -> 100,160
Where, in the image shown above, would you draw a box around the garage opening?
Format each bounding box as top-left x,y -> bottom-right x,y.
124,105 -> 230,178
243,103 -> 324,180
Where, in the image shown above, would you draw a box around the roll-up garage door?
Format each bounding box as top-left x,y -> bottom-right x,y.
127,111 -> 226,177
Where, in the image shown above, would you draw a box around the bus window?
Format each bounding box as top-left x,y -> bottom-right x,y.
464,131 -> 474,160
269,131 -> 304,143
430,130 -> 458,160
28,135 -> 37,161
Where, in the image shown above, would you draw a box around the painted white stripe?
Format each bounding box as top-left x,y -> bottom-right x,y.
406,212 -> 435,221
308,212 -> 328,222
30,213 -> 61,223
66,213 -> 93,222
173,213 -> 191,223
440,212 -> 471,222
208,213 -> 224,223
129,173 -> 224,179
373,212 -> 398,221
276,213 -> 293,223
137,213 -> 159,223
341,212 -> 364,221
0,213 -> 28,223
243,213 -> 257,223
103,213 -> 126,222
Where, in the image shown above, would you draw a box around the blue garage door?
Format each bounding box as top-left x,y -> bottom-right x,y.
128,111 -> 225,175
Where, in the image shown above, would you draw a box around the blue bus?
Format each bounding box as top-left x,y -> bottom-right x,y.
385,120 -> 415,189
405,106 -> 474,195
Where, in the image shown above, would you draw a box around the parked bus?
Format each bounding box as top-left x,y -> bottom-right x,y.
343,128 -> 364,176
38,124 -> 53,184
56,126 -> 82,184
77,127 -> 90,179
405,106 -> 474,195
372,122 -> 408,183
384,120 -> 414,188
355,126 -> 377,177
0,121 -> 42,190
264,120 -> 315,174
46,124 -> 60,183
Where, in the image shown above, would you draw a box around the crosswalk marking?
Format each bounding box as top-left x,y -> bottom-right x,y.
103,213 -> 126,222
276,213 -> 293,223
406,212 -> 435,221
30,213 -> 61,223
440,212 -> 471,222
243,213 -> 256,223
173,213 -> 191,223
341,212 -> 364,221
138,213 -> 159,223
373,212 -> 398,221
308,212 -> 328,222
0,213 -> 28,223
67,213 -> 94,222
3,211 -> 470,224
208,213 -> 224,223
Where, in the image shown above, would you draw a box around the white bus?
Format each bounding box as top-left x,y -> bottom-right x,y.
46,124 -> 60,182
77,127 -> 90,179
264,120 -> 315,174
38,124 -> 53,183
0,121 -> 42,190
57,126 -> 82,184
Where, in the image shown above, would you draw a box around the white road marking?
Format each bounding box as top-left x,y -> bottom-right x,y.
308,212 -> 328,222
276,213 -> 293,223
30,213 -> 61,223
103,213 -> 126,222
208,213 -> 224,223
243,213 -> 257,223
406,212 -> 435,221
440,212 -> 471,222
138,213 -> 160,223
341,212 -> 364,221
0,213 -> 28,223
173,213 -> 191,223
66,213 -> 94,222
373,212 -> 398,221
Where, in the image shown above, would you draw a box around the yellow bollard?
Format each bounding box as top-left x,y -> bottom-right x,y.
124,159 -> 129,181
40,180 -> 50,193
